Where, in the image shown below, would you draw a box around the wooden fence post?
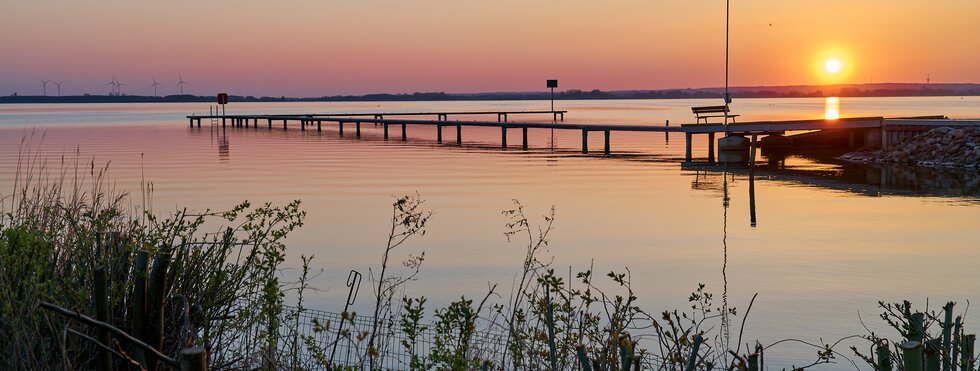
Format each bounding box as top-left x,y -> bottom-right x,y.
94,266 -> 113,371
146,253 -> 171,371
131,250 -> 149,367
179,347 -> 208,371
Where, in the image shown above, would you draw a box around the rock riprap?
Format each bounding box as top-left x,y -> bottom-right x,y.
840,126 -> 980,168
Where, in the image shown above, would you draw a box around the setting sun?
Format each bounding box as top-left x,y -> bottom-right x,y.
825,59 -> 842,74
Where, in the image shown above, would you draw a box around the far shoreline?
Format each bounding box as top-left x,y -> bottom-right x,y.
3,82 -> 980,104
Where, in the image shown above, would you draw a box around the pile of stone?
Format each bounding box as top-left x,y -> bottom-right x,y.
840,126 -> 980,168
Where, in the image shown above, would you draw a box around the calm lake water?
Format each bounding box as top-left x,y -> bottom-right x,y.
1,97 -> 978,369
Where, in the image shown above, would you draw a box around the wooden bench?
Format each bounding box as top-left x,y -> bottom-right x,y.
692,105 -> 739,124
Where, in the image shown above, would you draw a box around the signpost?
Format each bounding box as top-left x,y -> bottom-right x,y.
546,79 -> 558,113
217,93 -> 228,119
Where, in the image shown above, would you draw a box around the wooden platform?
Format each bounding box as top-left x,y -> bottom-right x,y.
186,110 -> 979,159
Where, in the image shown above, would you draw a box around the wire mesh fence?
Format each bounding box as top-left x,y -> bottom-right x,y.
286,305 -> 510,370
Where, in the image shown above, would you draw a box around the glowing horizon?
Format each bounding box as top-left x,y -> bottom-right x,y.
2,1 -> 979,97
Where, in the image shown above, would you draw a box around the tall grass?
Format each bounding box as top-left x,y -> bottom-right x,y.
0,135 -> 308,370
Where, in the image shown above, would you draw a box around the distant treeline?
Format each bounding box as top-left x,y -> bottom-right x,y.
4,85 -> 980,104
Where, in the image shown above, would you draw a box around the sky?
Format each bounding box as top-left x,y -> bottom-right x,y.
2,0 -> 979,97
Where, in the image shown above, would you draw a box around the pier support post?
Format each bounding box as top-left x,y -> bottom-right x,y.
268,119 -> 272,129
198,118 -> 201,127
254,118 -> 258,128
708,132 -> 716,162
522,127 -> 528,150
437,124 -> 443,143
356,122 -> 361,138
582,130 -> 589,154
301,120 -> 305,131
750,134 -> 758,165
604,130 -> 610,155
457,125 -> 462,145
189,119 -> 193,128
501,127 -> 507,148
401,123 -> 407,141
685,133 -> 693,162
339,122 -> 344,136
283,120 -> 287,130
384,123 -> 389,140
881,127 -> 890,150
316,120 -> 321,132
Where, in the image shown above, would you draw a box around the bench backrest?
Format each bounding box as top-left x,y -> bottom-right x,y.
691,105 -> 730,114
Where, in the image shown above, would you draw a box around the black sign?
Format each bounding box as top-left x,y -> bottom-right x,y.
546,79 -> 558,88
217,93 -> 229,105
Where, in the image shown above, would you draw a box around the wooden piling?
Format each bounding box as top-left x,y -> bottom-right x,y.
685,133 -> 693,161
708,132 -> 716,162
522,127 -> 528,150
582,130 -> 589,154
436,124 -> 443,143
604,130 -> 610,154
267,119 -> 272,129
402,123 -> 407,141
384,123 -> 389,140
356,121 -> 361,138
316,120 -> 321,132
456,124 -> 462,144
750,134 -> 758,165
339,121 -> 344,136
501,127 -> 507,148
283,120 -> 287,130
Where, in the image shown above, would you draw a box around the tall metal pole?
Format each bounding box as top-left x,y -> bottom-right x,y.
724,0 -> 731,135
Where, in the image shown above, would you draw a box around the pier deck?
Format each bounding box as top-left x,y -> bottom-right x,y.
186,111 -> 979,159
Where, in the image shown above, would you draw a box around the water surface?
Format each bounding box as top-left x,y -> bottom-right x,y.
1,97 -> 978,369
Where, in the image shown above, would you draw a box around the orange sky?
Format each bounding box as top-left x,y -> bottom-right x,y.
2,1 -> 979,97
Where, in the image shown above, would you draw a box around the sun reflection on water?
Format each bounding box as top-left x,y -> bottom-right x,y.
825,96 -> 840,120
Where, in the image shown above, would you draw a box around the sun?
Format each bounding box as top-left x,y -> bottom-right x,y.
825,59 -> 842,74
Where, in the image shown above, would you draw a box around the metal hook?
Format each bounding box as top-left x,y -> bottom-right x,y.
346,270 -> 361,306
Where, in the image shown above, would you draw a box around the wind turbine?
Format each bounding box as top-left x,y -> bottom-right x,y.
151,75 -> 162,97
54,81 -> 64,97
107,75 -> 119,96
176,74 -> 189,95
39,78 -> 50,96
115,77 -> 126,96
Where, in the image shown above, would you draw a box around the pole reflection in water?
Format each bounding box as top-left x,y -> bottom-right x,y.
749,163 -> 758,228
721,164 -> 732,358
211,125 -> 230,161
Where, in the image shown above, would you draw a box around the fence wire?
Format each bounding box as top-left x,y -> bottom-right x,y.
285,306 -> 510,370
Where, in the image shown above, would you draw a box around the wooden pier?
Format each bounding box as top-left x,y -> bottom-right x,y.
186,111 -> 980,160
